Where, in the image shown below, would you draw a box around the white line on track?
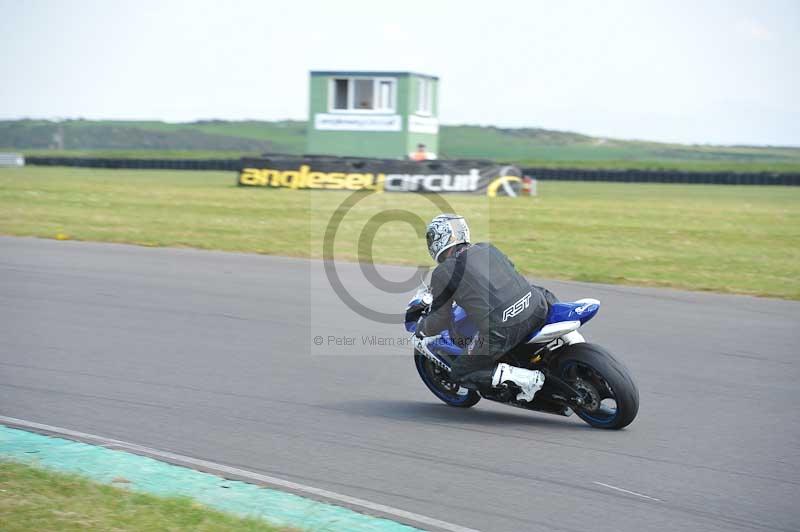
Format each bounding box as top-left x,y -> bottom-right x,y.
0,415 -> 479,532
593,481 -> 661,502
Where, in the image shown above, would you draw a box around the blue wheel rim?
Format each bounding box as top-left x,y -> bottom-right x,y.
416,356 -> 472,405
561,361 -> 620,425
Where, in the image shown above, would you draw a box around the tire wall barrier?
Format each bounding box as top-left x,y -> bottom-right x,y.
25,157 -> 241,171
521,167 -> 800,186
23,157 -> 800,185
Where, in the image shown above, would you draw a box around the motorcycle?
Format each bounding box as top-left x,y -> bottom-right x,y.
405,283 -> 639,429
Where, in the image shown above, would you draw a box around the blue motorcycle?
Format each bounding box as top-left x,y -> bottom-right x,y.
405,285 -> 639,429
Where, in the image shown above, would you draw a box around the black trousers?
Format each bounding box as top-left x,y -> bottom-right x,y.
448,285 -> 558,386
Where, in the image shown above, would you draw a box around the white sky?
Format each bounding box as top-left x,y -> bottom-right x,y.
1,0 -> 798,145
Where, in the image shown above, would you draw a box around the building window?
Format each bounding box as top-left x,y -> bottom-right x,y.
377,80 -> 394,111
333,79 -> 349,110
354,79 -> 374,109
417,78 -> 433,115
329,78 -> 395,113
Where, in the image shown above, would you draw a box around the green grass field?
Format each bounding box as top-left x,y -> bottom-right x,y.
0,461 -> 291,531
4,119 -> 800,172
1,166 -> 798,299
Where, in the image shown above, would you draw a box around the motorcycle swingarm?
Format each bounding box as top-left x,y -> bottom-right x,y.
481,390 -> 574,417
538,372 -> 589,409
479,369 -> 584,411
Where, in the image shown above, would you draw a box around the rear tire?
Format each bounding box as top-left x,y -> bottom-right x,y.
553,343 -> 639,429
414,352 -> 481,408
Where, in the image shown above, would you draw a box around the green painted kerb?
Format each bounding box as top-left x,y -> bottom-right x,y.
0,425 -> 424,532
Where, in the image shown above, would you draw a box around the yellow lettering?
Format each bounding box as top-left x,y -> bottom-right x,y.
344,173 -> 366,190
265,169 -> 281,187
240,168 -> 267,186
372,173 -> 386,192
296,165 -> 310,189
326,173 -> 345,189
242,166 -> 389,191
279,170 -> 300,188
307,172 -> 326,188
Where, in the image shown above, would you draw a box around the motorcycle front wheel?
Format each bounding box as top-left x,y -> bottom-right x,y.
554,343 -> 639,429
414,352 -> 481,408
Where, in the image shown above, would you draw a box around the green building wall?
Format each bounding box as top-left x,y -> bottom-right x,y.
305,71 -> 439,159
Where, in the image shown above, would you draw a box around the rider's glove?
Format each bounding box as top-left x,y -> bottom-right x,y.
414,316 -> 426,339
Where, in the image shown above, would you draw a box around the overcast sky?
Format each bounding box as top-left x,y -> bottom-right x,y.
2,0 -> 798,145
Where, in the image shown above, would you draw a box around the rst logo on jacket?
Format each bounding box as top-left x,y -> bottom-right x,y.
502,291 -> 532,322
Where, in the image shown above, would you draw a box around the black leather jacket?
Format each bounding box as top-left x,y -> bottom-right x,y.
421,243 -> 549,335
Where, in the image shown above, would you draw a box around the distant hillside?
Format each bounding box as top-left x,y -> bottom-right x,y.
2,119 -> 799,172
0,120 -> 274,152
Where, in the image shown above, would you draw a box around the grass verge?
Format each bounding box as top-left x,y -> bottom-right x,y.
0,461 -> 293,531
0,167 -> 798,299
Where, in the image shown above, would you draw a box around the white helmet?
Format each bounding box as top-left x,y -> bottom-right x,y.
426,214 -> 470,262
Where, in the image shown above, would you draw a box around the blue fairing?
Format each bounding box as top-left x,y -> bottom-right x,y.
452,305 -> 478,338
406,299 -> 599,355
405,298 -> 423,332
437,330 -> 466,356
405,302 -> 478,338
546,301 -> 600,325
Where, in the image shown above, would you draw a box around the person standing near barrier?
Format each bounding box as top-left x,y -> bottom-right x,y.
410,144 -> 428,161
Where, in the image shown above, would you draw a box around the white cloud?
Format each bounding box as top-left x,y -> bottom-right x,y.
739,19 -> 773,41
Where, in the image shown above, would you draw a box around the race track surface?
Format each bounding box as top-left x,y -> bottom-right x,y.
1,236 -> 798,532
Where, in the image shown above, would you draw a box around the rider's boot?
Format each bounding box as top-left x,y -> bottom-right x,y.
455,369 -> 495,391
491,363 -> 545,402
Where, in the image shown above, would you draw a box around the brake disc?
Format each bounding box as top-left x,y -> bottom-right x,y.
572,377 -> 600,411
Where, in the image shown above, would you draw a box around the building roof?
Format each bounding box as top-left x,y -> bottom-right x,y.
310,70 -> 439,80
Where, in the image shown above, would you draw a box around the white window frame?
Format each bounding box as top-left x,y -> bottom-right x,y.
328,77 -> 396,114
376,79 -> 395,112
416,78 -> 433,116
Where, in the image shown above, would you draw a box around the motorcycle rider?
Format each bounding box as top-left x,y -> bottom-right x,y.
415,214 -> 557,401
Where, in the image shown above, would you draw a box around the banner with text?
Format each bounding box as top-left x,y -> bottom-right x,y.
238,156 -> 523,196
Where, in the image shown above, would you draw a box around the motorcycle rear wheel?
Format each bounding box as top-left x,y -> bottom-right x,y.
414,352 -> 481,408
553,343 -> 639,429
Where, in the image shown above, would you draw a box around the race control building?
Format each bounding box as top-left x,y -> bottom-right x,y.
305,71 -> 439,159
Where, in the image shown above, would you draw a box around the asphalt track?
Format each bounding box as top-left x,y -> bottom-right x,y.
1,236 -> 799,532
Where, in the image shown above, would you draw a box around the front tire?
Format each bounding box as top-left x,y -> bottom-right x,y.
553,343 -> 639,429
414,352 -> 481,408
